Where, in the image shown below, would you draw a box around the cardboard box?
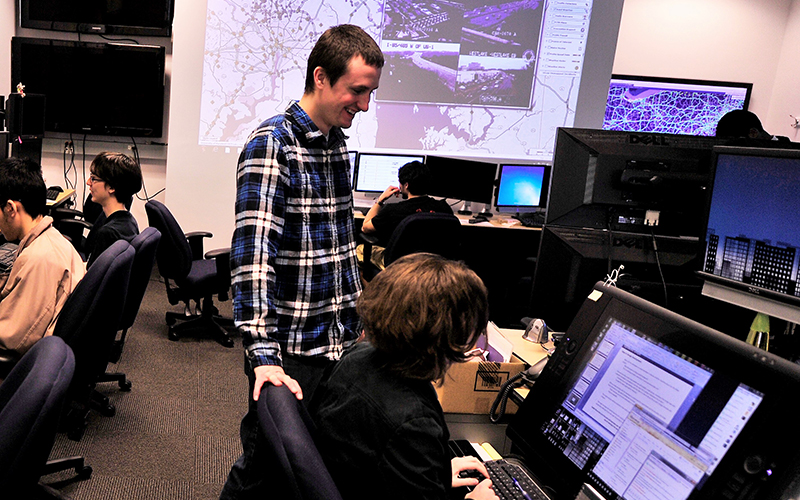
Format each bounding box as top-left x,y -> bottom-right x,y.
435,355 -> 526,415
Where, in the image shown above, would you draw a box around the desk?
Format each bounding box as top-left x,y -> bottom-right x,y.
354,211 -> 541,327
46,188 -> 75,210
445,328 -> 549,454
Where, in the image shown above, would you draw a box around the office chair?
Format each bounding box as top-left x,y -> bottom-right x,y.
144,200 -> 234,348
51,196 -> 105,259
0,336 -> 91,499
257,384 -> 343,500
359,212 -> 462,281
55,240 -> 135,441
98,227 -> 161,391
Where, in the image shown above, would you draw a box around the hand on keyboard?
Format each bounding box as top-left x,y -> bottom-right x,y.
465,479 -> 499,500
452,456 -> 488,488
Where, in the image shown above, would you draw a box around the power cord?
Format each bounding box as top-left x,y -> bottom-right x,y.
650,227 -> 668,308
489,356 -> 549,423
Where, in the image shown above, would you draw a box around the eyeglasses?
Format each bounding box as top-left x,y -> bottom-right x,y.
88,174 -> 105,184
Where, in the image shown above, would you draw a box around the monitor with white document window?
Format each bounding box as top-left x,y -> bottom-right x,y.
353,152 -> 425,193
505,282 -> 800,500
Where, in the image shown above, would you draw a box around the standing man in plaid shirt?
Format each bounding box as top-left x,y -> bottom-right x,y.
220,25 -> 384,499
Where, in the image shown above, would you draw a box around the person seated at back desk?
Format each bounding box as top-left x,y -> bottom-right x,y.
84,152 -> 142,268
0,157 -> 85,358
359,161 -> 453,269
309,253 -> 499,500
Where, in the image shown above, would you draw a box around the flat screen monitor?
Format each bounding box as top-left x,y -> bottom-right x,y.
424,156 -> 497,205
547,128 -> 723,237
11,37 -> 166,138
353,153 -> 425,193
494,164 -> 551,213
603,75 -> 752,137
20,0 -> 174,37
698,146 -> 800,324
508,282 -> 800,500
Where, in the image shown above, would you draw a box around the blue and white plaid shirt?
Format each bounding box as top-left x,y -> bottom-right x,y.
231,102 -> 362,370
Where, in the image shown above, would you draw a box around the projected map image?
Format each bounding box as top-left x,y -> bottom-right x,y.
602,84 -> 748,137
199,0 -> 595,160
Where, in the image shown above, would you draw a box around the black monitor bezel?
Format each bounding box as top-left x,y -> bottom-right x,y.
424,155 -> 498,205
11,37 -> 166,138
493,163 -> 551,213
697,145 -> 800,322
20,0 -> 175,37
507,282 -> 800,500
604,74 -> 753,136
353,152 -> 426,194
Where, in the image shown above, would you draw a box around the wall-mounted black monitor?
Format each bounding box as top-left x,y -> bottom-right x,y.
11,37 -> 166,138
699,146 -> 800,324
494,164 -> 551,214
547,128 -> 723,238
353,153 -> 425,193
20,0 -> 175,37
424,156 -> 497,205
603,75 -> 752,137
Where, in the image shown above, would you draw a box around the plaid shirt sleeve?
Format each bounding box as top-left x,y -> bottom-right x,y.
230,124 -> 287,368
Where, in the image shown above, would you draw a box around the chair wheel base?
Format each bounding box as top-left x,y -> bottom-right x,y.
98,403 -> 116,417
76,465 -> 93,480
119,379 -> 132,391
218,335 -> 234,348
168,329 -> 180,341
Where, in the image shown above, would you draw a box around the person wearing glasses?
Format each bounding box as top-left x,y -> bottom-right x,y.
310,253 -> 499,500
84,152 -> 142,267
0,157 -> 85,357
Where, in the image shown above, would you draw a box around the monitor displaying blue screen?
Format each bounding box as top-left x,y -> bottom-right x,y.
495,164 -> 550,212
603,75 -> 752,137
354,153 -> 425,193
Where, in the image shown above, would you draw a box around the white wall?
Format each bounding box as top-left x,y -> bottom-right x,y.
1,1 -> 14,105
613,0 -> 795,138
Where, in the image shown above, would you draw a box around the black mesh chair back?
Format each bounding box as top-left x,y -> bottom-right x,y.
120,227 -> 161,331
53,240 -> 134,439
144,200 -> 193,281
0,336 -> 75,496
383,212 -> 462,267
257,384 -> 343,500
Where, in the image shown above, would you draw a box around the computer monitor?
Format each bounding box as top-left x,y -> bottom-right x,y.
530,225 -> 702,332
494,164 -> 551,214
698,146 -> 800,324
547,128 -> 723,238
508,282 -> 800,500
348,150 -> 358,188
353,152 -> 425,193
424,155 -> 497,205
603,75 -> 752,136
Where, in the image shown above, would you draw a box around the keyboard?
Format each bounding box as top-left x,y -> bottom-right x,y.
485,459 -> 550,500
512,212 -> 546,228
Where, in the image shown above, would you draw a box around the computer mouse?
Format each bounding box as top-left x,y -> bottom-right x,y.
469,215 -> 488,224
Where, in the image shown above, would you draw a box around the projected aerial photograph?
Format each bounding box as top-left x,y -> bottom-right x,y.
378,0 -> 542,107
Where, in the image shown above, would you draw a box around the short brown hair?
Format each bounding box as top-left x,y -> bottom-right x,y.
90,152 -> 142,206
357,253 -> 489,382
304,24 -> 385,94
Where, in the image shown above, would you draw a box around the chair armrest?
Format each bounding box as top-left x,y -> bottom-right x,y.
206,247 -> 231,301
357,232 -> 379,264
185,231 -> 213,260
52,207 -> 86,225
0,348 -> 20,379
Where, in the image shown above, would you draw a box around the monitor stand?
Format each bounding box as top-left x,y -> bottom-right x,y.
457,201 -> 472,216
478,203 -> 493,218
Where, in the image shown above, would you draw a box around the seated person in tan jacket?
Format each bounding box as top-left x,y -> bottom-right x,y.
0,157 -> 86,357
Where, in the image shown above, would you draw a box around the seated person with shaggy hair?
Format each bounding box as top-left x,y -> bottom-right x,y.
310,253 -> 499,500
84,151 -> 143,267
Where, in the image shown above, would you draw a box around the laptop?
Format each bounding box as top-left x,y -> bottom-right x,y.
470,282 -> 800,500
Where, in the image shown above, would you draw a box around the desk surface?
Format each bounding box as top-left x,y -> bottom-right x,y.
46,188 -> 75,208
498,327 -> 551,366
352,208 -> 540,231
